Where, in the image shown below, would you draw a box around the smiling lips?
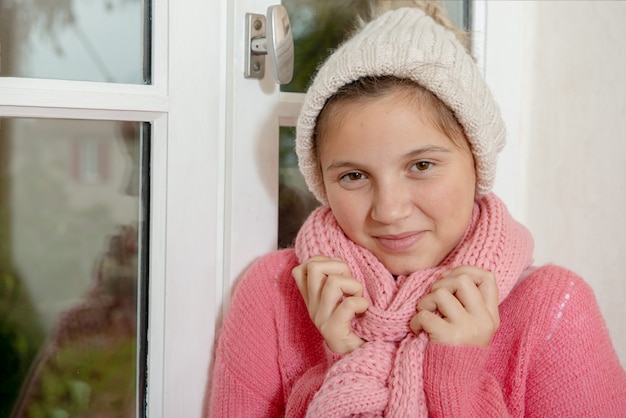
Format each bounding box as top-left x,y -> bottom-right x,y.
375,231 -> 425,252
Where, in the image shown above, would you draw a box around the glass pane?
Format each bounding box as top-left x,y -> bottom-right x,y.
281,0 -> 471,93
0,0 -> 150,84
278,126 -> 319,248
0,118 -> 149,417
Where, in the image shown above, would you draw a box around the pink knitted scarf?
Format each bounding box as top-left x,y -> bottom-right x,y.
294,194 -> 534,417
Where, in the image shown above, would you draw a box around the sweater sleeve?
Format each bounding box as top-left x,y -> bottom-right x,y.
523,266 -> 626,417
207,252 -> 293,417
423,343 -> 511,417
423,265 -> 626,417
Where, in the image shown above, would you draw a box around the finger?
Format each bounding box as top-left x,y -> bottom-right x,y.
295,257 -> 352,318
435,266 -> 498,317
316,275 -> 364,323
319,297 -> 370,354
432,273 -> 485,316
333,296 -> 370,322
440,265 -> 495,291
410,310 -> 447,337
409,313 -> 422,334
417,287 -> 465,322
304,256 -> 352,278
292,255 -> 335,301
306,258 -> 352,314
323,296 -> 369,340
474,271 -> 499,322
292,264 -> 309,302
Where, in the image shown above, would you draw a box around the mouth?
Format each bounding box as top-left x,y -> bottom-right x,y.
374,231 -> 424,252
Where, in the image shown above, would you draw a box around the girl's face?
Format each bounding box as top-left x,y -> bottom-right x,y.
318,92 -> 476,276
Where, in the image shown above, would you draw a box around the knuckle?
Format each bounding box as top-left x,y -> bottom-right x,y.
484,270 -> 496,283
416,309 -> 432,322
341,296 -> 363,312
339,296 -> 355,310
323,275 -> 342,293
291,265 -> 303,278
456,275 -> 475,290
306,260 -> 324,277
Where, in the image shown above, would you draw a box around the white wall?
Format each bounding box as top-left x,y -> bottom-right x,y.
487,1 -> 626,366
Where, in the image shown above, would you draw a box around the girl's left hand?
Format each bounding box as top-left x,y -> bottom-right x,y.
409,265 -> 500,347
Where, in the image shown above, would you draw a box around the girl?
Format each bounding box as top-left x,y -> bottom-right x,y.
208,3 -> 626,417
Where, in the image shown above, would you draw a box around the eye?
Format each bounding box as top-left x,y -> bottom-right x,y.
340,171 -> 367,182
411,161 -> 433,172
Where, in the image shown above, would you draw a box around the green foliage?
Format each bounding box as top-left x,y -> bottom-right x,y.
281,0 -> 373,93
0,118 -> 136,416
0,113 -> 39,414
25,337 -> 137,417
280,0 -> 469,93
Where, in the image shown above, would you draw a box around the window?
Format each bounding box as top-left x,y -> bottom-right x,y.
0,0 -> 152,415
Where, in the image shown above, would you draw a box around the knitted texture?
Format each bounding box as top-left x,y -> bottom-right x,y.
293,194 -> 534,417
208,252 -> 626,416
296,7 -> 505,204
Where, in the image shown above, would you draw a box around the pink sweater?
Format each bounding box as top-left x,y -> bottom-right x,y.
208,250 -> 626,417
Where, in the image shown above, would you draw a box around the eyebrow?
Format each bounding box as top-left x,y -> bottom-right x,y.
405,146 -> 452,158
325,145 -> 452,172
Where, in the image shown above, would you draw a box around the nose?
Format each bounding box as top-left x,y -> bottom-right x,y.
370,179 -> 413,224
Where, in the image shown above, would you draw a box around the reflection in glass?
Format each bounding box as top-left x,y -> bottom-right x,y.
279,126 -> 319,248
0,118 -> 148,417
281,0 -> 471,93
0,0 -> 149,83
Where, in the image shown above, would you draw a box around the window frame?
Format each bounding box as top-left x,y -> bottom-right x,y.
0,0 -> 227,415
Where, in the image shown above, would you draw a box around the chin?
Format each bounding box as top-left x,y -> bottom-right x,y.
380,251 -> 445,276
383,258 -> 431,276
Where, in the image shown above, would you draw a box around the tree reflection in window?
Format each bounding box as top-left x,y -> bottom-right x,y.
0,119 -> 147,418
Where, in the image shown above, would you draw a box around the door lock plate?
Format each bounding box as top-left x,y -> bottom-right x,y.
245,13 -> 266,79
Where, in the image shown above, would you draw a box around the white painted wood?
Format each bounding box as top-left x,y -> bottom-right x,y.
159,0 -> 226,416
0,0 -> 227,415
223,0 -> 304,310
145,113 -> 168,417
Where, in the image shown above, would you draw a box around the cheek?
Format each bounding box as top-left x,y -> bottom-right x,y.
421,171 -> 475,227
448,181 -> 476,232
326,190 -> 368,238
446,155 -> 477,205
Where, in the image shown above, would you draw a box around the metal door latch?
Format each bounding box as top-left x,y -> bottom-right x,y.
245,5 -> 294,85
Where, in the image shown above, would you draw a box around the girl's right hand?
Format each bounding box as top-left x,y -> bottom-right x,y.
292,256 -> 370,354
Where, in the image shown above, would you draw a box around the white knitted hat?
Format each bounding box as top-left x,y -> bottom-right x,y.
295,6 -> 505,204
